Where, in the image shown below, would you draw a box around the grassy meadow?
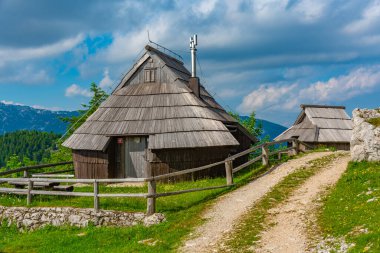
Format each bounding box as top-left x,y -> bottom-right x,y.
317,161 -> 380,252
0,154 -> 281,253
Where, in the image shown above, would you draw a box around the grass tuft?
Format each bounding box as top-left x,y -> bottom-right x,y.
366,117 -> 380,127
317,161 -> 380,252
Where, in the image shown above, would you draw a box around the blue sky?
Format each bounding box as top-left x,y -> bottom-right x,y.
0,0 -> 379,126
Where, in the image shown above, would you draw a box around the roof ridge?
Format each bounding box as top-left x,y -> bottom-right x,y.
301,104 -> 346,109
145,45 -> 184,65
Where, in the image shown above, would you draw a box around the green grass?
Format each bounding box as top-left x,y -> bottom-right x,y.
0,155 -> 288,253
220,153 -> 342,252
366,117 -> 380,127
317,161 -> 380,252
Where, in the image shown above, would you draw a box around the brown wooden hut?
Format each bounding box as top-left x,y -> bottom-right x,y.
62,44 -> 256,179
274,104 -> 353,150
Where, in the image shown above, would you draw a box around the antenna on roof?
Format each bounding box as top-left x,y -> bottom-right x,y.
146,30 -> 183,61
147,30 -> 151,43
190,34 -> 197,77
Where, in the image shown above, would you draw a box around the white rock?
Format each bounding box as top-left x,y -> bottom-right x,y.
68,215 -> 82,225
52,219 -> 62,226
22,219 -> 34,227
351,108 -> 380,161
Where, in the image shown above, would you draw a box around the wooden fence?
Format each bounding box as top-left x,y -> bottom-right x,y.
0,138 -> 313,215
0,161 -> 74,178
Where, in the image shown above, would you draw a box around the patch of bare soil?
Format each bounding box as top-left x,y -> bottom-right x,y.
254,153 -> 350,253
180,152 -> 334,253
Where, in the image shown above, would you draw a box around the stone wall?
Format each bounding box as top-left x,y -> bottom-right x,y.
0,206 -> 165,231
351,108 -> 380,161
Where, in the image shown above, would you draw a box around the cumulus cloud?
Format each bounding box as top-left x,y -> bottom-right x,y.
238,83 -> 298,113
98,17 -> 172,64
99,68 -> 114,89
238,65 -> 380,114
299,65 -> 380,102
0,34 -> 84,65
65,84 -> 92,97
1,0 -> 380,122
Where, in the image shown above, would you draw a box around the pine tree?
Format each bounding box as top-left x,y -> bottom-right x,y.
229,111 -> 263,139
60,82 -> 108,138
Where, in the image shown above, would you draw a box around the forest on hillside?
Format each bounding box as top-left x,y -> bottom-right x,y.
0,83 -> 107,172
0,130 -> 60,167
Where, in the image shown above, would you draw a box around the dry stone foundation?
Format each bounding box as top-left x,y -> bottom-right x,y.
0,206 -> 165,231
351,108 -> 380,161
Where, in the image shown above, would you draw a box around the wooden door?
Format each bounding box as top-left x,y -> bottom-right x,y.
125,136 -> 147,178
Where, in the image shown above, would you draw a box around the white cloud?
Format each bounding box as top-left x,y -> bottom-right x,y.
99,68 -> 114,89
299,65 -> 380,102
99,17 -> 171,64
0,34 -> 84,65
193,0 -> 218,17
237,65 -> 380,114
344,0 -> 380,34
65,84 -> 92,97
238,83 -> 297,113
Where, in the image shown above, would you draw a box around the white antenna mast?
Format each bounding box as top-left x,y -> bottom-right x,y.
190,34 -> 198,77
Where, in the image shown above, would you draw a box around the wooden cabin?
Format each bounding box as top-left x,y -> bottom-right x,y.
274,104 -> 353,150
62,44 -> 256,179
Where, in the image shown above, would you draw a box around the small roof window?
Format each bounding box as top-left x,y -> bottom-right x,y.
144,69 -> 156,83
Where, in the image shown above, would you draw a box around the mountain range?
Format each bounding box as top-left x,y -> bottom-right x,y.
0,102 -> 77,134
240,116 -> 287,140
0,102 -> 286,139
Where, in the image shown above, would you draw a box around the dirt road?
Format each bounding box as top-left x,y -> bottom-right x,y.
255,153 -> 350,253
180,152 -> 337,253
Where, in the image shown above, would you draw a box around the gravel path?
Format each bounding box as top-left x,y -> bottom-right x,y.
180,152 -> 334,253
255,152 -> 350,253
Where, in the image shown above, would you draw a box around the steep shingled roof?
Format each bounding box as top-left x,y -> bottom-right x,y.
63,45 -> 241,151
274,104 -> 353,143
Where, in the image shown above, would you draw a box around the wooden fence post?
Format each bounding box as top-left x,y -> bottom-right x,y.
292,139 -> 300,155
146,164 -> 156,215
94,180 -> 99,212
262,144 -> 269,166
23,170 -> 29,178
225,159 -> 233,185
27,180 -> 33,206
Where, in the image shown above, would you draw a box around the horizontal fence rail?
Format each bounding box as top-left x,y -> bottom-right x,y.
0,138 -> 313,215
0,161 -> 73,177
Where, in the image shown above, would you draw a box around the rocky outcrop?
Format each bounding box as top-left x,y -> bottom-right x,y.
0,206 -> 165,231
351,108 -> 380,161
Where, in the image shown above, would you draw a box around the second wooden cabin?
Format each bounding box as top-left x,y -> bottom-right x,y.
275,104 -> 353,150
63,40 -> 256,179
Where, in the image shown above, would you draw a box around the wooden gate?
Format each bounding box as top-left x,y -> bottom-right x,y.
125,136 -> 147,178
